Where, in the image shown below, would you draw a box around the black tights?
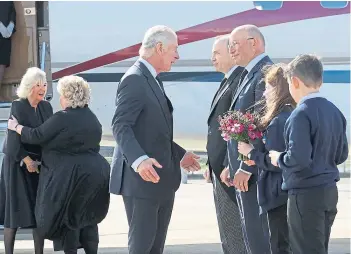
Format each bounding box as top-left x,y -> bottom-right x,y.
4,227 -> 44,254
64,241 -> 98,254
63,225 -> 99,254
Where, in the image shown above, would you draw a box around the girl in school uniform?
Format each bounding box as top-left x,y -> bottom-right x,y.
237,64 -> 296,254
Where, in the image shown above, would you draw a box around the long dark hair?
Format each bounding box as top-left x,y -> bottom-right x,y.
259,64 -> 296,129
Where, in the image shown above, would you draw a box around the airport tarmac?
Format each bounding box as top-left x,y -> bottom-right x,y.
0,177 -> 350,254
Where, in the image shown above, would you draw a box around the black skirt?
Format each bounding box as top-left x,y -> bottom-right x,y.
0,38 -> 11,67
0,154 -> 40,228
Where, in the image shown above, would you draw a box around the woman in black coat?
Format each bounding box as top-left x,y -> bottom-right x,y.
7,75 -> 111,254
0,1 -> 16,100
0,67 -> 52,254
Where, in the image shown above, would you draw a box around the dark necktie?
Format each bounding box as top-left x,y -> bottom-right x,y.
211,77 -> 228,107
238,69 -> 248,86
155,76 -> 165,94
156,76 -> 173,113
219,77 -> 228,88
232,69 -> 248,97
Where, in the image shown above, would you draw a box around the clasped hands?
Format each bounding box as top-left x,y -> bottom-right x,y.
0,21 -> 15,38
23,157 -> 40,174
219,142 -> 255,192
220,166 -> 252,192
137,152 -> 201,183
223,142 -> 281,191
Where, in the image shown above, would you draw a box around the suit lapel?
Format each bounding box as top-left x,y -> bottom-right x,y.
230,56 -> 271,109
135,61 -> 172,132
210,77 -> 226,107
230,72 -> 254,109
208,67 -> 242,121
209,79 -> 227,111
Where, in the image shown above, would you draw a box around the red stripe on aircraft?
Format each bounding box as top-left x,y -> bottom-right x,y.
52,1 -> 349,80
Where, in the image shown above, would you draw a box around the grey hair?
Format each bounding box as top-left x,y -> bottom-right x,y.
16,67 -> 47,99
57,75 -> 91,108
234,24 -> 265,46
139,25 -> 177,58
214,35 -> 230,52
285,54 -> 323,88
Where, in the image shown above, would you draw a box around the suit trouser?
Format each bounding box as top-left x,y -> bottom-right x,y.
267,204 -> 291,254
287,185 -> 338,254
123,195 -> 174,254
236,183 -> 271,254
212,172 -> 247,254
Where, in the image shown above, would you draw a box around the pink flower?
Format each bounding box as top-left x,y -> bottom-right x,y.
244,113 -> 254,123
248,124 -> 256,131
248,131 -> 256,140
221,133 -> 230,141
233,123 -> 244,134
255,130 -> 263,139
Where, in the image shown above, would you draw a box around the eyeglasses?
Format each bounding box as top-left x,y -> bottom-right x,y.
228,38 -> 254,49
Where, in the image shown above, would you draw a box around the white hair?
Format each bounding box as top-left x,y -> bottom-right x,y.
233,24 -> 265,46
16,67 -> 47,99
214,35 -> 230,51
57,75 -> 91,108
139,25 -> 177,58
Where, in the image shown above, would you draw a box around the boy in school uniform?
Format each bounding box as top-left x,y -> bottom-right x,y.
269,54 -> 349,254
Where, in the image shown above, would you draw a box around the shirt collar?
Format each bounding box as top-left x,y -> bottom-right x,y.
225,65 -> 238,79
139,57 -> 157,78
297,91 -> 324,106
244,53 -> 267,74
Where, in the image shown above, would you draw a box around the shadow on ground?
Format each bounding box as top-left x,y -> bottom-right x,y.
0,239 -> 349,254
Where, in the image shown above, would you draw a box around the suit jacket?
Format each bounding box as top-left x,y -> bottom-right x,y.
110,60 -> 186,200
228,56 -> 273,185
206,66 -> 244,202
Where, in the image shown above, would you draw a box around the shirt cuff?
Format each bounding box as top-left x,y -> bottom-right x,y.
131,155 -> 149,172
237,168 -> 252,176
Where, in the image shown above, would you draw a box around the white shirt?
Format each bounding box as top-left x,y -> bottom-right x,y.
225,65 -> 239,79
245,53 -> 267,74
297,91 -> 324,107
139,57 -> 157,78
138,57 -> 164,93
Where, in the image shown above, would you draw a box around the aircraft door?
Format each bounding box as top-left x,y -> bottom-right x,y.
1,1 -> 52,102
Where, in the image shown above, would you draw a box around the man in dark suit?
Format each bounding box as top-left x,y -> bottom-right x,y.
109,25 -> 201,254
206,35 -> 246,254
221,25 -> 273,254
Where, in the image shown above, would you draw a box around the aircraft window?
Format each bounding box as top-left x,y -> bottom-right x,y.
253,1 -> 283,10
320,1 -> 349,9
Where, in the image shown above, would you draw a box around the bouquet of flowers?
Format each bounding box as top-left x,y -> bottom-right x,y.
218,110 -> 263,161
